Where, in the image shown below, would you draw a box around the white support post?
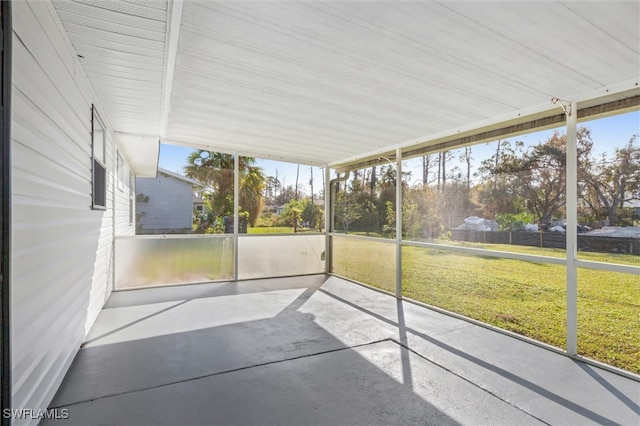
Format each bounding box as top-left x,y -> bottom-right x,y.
324,166 -> 332,274
396,147 -> 402,298
234,153 -> 239,281
566,101 -> 578,355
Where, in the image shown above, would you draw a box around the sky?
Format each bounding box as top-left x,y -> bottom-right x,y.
159,110 -> 640,194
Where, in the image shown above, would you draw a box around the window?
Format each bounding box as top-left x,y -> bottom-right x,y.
129,171 -> 134,226
117,151 -> 125,191
92,105 -> 106,209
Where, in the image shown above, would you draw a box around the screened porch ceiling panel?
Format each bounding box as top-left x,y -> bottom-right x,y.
52,0 -> 168,136
53,0 -> 640,170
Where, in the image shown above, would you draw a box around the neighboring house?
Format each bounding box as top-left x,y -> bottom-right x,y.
263,204 -> 286,216
136,168 -> 204,234
267,199 -> 323,217
193,193 -> 205,213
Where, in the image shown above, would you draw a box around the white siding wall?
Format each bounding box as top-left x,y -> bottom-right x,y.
11,1 -> 125,420
115,148 -> 135,237
136,173 -> 194,233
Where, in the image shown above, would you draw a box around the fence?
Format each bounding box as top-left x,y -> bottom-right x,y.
450,229 -> 639,255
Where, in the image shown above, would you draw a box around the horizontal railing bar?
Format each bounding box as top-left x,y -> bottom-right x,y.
576,259 -> 640,275
238,232 -> 325,238
117,233 -> 326,240
115,234 -> 234,240
329,232 -> 396,244
401,240 -> 567,265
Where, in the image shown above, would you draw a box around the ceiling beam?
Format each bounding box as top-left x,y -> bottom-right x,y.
335,93 -> 640,173
159,0 -> 183,138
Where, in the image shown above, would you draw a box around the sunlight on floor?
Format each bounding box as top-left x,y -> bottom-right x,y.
84,288 -> 308,347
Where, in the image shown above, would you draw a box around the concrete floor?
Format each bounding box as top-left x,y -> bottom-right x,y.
47,275 -> 639,426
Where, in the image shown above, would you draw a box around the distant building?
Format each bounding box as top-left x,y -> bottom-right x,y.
193,194 -> 205,213
136,168 -> 204,234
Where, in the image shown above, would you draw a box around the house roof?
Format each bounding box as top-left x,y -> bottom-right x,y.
157,167 -> 203,188
52,1 -> 640,175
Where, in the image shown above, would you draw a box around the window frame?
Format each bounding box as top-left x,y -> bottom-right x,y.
117,150 -> 125,192
129,171 -> 134,226
91,105 -> 107,210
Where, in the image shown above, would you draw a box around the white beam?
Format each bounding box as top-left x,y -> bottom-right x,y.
395,147 -> 402,298
160,0 -> 183,138
234,153 -> 239,281
566,100 -> 578,356
325,166 -> 331,274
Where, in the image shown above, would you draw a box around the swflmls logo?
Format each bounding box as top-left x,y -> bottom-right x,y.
2,408 -> 69,419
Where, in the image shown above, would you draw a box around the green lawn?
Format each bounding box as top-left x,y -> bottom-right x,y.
248,226 -> 296,234
333,238 -> 639,373
248,226 -> 325,234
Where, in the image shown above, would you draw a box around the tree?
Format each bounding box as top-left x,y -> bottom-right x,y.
184,151 -> 266,229
476,140 -> 522,218
487,130 -> 592,225
283,199 -> 304,232
240,163 -> 266,227
301,198 -> 323,230
264,176 -> 281,203
277,185 -> 297,205
460,147 -> 473,190
403,185 -> 443,239
334,191 -> 363,232
580,135 -> 640,225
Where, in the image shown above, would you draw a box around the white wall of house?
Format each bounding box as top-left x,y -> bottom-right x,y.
11,1 -> 131,421
115,148 -> 136,237
136,172 -> 195,234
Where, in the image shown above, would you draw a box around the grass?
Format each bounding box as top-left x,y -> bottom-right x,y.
333,238 -> 639,373
248,226 -> 296,234
248,226 -> 325,234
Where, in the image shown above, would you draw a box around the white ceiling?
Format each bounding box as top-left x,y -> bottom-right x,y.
53,0 -> 640,172
53,0 -> 167,135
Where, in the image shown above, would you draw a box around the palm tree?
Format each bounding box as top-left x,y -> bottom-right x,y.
184,151 -> 266,228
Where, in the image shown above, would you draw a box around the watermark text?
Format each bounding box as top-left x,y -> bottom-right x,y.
2,408 -> 69,420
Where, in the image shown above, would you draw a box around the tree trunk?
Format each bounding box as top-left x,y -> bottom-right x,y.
371,166 -> 376,194
442,151 -> 447,188
437,152 -> 442,191
422,155 -> 429,185
295,164 -> 300,200
465,147 -> 471,190
494,140 -> 501,190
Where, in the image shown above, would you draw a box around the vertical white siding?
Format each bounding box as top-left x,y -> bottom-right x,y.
11,1 -> 126,421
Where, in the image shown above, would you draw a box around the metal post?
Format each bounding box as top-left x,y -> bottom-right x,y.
396,147 -> 402,298
234,153 -> 239,281
0,1 -> 11,421
566,101 -> 578,355
324,166 -> 332,274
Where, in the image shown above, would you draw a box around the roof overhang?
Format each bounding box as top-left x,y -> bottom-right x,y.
116,134 -> 160,178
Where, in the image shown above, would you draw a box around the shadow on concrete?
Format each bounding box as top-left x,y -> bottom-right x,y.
46,278 -> 472,426
318,287 -> 625,426
574,361 -> 640,415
